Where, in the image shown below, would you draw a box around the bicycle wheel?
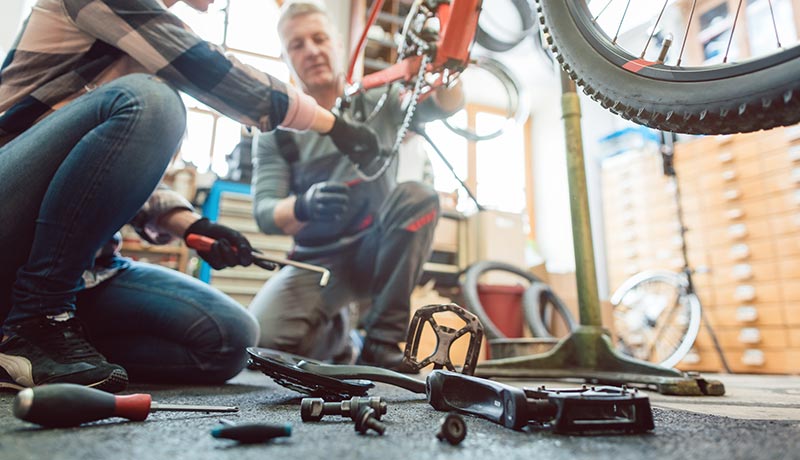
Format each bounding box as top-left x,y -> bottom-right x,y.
536,0 -> 800,134
609,270 -> 701,369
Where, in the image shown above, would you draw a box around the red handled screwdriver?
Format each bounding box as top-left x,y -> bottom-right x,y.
13,383 -> 239,428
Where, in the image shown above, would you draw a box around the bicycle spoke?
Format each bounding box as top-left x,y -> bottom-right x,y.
640,0 -> 671,59
766,0 -> 782,48
592,0 -> 615,23
612,0 -> 632,44
724,0 -> 744,63
676,0 -> 698,66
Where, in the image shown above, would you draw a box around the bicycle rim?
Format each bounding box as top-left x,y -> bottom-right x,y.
537,0 -> 800,134
610,271 -> 701,368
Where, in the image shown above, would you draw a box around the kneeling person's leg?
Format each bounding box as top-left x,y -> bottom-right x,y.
77,262 -> 259,384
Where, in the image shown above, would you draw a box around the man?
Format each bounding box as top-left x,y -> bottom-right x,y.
250,1 -> 464,371
0,0 -> 379,392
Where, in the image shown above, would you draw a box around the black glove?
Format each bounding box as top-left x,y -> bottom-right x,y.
326,115 -> 380,168
183,218 -> 253,270
294,181 -> 349,222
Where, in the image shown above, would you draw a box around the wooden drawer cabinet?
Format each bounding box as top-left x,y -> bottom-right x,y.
603,127 -> 800,374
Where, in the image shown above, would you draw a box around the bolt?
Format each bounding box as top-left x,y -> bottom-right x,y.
436,412 -> 466,445
354,406 -> 386,435
301,396 -> 387,422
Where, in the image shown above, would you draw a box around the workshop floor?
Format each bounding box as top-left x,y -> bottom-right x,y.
1,370 -> 798,460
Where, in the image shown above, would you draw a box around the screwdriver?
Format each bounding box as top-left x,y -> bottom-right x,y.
13,383 -> 239,428
185,234 -> 331,286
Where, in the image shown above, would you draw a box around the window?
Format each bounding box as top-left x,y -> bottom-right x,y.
426,104 -> 534,235
171,1 -> 287,177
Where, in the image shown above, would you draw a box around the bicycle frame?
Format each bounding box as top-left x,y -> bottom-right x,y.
351,0 -> 483,93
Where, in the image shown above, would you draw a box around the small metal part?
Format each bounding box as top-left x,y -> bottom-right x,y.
436,412 -> 467,445
301,396 -> 387,422
404,303 -> 484,375
149,402 -> 239,413
211,419 -> 292,444
354,406 -> 386,435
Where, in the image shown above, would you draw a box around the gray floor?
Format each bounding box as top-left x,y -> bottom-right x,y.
1,370 -> 799,460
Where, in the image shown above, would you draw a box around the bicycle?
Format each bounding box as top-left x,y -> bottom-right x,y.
536,0 -> 800,135
608,132 -> 731,371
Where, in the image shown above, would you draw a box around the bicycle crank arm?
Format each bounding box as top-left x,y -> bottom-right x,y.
296,361 -> 426,394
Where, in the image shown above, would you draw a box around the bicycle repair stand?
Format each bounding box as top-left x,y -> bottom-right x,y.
475,72 -> 725,396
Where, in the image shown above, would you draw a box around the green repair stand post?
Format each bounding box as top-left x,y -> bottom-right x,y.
475,72 -> 725,396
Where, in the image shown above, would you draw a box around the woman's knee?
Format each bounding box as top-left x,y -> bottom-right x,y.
107,74 -> 186,146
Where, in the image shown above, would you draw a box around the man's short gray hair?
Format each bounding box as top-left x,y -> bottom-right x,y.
278,1 -> 329,35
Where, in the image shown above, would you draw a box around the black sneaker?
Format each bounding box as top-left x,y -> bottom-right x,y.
0,315 -> 128,393
356,338 -> 417,374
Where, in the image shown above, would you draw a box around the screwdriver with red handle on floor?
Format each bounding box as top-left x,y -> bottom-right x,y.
13,383 -> 239,428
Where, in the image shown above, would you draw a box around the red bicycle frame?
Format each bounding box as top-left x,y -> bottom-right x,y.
352,0 -> 483,92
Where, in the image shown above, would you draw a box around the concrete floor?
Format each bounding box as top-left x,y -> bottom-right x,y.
1,370 -> 798,460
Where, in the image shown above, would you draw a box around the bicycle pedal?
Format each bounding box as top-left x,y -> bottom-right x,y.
523,385 -> 654,434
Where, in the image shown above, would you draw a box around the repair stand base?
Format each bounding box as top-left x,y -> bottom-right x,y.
474,71 -> 724,396
475,326 -> 725,395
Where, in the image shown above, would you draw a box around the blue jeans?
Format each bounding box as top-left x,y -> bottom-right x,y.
77,260 -> 258,383
0,74 -> 258,382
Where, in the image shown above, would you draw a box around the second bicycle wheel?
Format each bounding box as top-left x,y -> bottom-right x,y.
609,270 -> 701,369
536,0 -> 800,134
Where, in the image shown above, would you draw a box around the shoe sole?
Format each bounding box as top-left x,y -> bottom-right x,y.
87,369 -> 129,393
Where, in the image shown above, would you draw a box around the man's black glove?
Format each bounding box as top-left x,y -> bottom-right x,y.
183,218 -> 253,270
294,181 -> 349,222
326,115 -> 380,168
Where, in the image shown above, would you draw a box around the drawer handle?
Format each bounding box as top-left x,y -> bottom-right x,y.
725,208 -> 744,220
735,306 -> 758,323
721,170 -> 737,181
738,327 -> 761,344
741,349 -> 765,366
732,263 -> 753,280
727,223 -> 748,239
718,151 -> 734,163
789,145 -> 800,162
734,284 -> 756,302
723,189 -> 741,201
729,243 -> 750,260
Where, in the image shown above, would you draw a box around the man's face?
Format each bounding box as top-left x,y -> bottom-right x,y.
182,0 -> 214,12
280,13 -> 341,92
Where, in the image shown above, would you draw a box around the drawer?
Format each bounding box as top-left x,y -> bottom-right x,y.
761,145 -> 800,175
675,347 -> 725,373
697,326 -> 790,349
789,329 -> 800,348
762,167 -> 800,195
706,303 -> 787,327
767,189 -> 800,214
784,303 -> 800,327
769,211 -> 800,236
712,281 -> 782,306
787,349 -> 800,373
727,349 -> 794,374
776,234 -> 800,258
710,260 -> 780,285
780,280 -> 800,302
700,197 -> 773,226
431,216 -> 459,253
778,257 -> 800,280
703,220 -> 773,245
708,239 -> 776,264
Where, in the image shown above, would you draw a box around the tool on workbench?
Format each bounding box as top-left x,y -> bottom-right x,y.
300,396 -> 387,422
436,412 -> 467,445
211,419 -> 292,444
354,406 -> 386,436
13,383 -> 239,428
186,234 -> 331,286
426,370 -> 654,434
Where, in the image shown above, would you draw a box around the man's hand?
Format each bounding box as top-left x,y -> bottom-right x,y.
294,181 -> 349,222
183,218 -> 253,269
326,115 -> 380,168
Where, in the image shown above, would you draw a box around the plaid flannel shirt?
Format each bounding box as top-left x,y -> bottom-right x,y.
0,0 -> 296,145
0,0 -> 300,284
